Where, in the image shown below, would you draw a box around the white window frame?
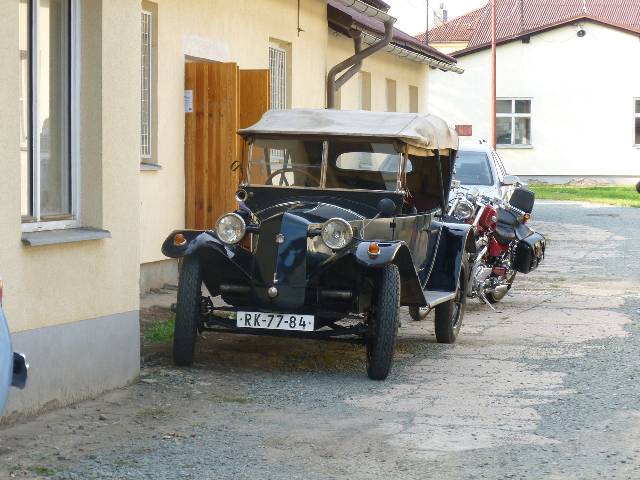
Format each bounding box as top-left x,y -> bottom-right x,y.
22,0 -> 81,233
141,9 -> 153,160
496,98 -> 532,147
634,98 -> 640,147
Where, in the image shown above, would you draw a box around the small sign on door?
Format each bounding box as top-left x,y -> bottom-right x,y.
184,90 -> 193,113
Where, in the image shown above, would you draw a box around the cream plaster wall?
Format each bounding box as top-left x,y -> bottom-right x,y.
427,22 -> 640,177
429,41 -> 468,54
0,0 -> 140,333
139,0 -> 329,264
326,33 -> 429,113
140,0 -> 433,265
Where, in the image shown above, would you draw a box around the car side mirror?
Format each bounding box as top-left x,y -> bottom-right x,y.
377,198 -> 397,217
12,353 -> 27,389
501,175 -> 521,186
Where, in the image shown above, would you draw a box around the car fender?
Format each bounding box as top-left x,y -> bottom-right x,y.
425,222 -> 475,293
354,241 -> 426,306
161,230 -> 252,281
161,230 -> 224,258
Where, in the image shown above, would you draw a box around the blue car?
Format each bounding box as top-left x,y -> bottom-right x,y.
0,280 -> 28,414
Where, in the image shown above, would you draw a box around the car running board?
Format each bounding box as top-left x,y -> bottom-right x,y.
424,290 -> 456,309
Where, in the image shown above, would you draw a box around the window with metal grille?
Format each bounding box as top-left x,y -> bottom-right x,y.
269,46 -> 287,110
141,10 -> 152,159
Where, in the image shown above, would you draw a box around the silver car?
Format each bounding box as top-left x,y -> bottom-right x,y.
453,140 -> 522,200
0,279 -> 28,414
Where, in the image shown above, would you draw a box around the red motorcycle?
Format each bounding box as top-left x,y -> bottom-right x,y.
447,186 -> 546,308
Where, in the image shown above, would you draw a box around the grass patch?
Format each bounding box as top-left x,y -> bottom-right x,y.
530,184 -> 640,208
136,406 -> 170,418
145,317 -> 175,343
209,393 -> 252,404
27,465 -> 56,476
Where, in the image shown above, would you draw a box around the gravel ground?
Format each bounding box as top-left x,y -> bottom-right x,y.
0,200 -> 638,480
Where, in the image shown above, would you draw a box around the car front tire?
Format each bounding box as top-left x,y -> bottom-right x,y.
366,264 -> 400,380
173,255 -> 202,367
434,260 -> 468,344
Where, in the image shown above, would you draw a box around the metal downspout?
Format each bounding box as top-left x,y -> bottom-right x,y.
327,17 -> 396,108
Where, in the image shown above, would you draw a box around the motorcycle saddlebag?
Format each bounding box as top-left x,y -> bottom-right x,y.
514,232 -> 546,274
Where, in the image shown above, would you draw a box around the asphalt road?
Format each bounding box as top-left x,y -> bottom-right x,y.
1,200 -> 639,480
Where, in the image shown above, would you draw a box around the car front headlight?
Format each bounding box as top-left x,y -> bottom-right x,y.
321,218 -> 353,250
454,199 -> 475,221
215,213 -> 246,245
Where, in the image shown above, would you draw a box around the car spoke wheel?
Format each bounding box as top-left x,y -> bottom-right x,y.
366,264 -> 400,380
409,306 -> 429,321
434,260 -> 468,344
173,255 -> 202,366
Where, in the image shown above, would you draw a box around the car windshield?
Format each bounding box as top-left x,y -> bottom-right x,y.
248,139 -> 404,191
453,150 -> 493,186
248,139 -> 323,187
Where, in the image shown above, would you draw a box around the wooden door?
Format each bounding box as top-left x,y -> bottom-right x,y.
185,63 -> 269,229
238,69 -> 270,184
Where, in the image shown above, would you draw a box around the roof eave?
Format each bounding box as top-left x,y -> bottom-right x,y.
453,15 -> 640,58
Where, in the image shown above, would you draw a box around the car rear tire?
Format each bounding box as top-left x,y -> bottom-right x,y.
409,306 -> 428,321
366,264 -> 400,381
173,255 -> 202,367
434,260 -> 468,344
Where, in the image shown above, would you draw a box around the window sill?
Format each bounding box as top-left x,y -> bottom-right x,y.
22,227 -> 111,247
140,162 -> 162,171
496,144 -> 534,150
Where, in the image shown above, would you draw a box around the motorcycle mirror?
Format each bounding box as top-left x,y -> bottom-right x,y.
377,198 -> 397,217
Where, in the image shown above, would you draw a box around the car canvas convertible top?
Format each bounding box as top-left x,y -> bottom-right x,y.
238,108 -> 458,153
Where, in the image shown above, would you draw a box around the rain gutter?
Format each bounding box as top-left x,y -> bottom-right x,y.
358,30 -> 465,73
327,1 -> 396,108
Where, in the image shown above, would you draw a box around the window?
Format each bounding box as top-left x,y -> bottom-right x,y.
635,99 -> 640,146
453,150 -> 494,186
386,78 -> 397,112
409,85 -> 419,113
248,139 -> 323,187
141,10 -> 152,159
496,98 -> 531,146
359,71 -> 371,111
269,44 -> 289,110
20,0 -> 79,230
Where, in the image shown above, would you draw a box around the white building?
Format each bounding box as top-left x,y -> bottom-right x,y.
422,0 -> 640,183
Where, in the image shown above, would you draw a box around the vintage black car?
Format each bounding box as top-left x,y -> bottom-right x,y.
162,109 -> 475,380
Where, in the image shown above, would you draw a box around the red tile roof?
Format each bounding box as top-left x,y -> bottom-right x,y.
417,0 -> 640,53
416,7 -> 486,43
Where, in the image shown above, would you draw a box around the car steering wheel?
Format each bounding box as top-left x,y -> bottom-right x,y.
265,167 -> 320,186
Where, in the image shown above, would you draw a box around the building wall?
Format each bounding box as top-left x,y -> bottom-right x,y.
428,41 -> 468,54
139,0 -> 328,268
327,33 -> 429,113
140,0 -> 432,272
0,0 -> 141,418
427,22 -> 640,178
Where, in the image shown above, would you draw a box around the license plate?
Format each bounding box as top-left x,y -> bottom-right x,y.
236,311 -> 314,332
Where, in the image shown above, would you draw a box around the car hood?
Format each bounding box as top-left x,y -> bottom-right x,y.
458,184 -> 502,200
